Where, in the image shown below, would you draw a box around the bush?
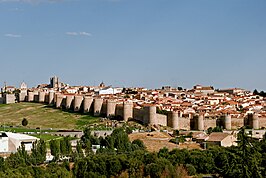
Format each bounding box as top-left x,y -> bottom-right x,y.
185,164 -> 196,176
22,118 -> 28,127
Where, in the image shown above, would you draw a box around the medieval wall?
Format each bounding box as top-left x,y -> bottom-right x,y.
14,92 -> 266,130
204,119 -> 217,130
178,117 -> 191,130
156,114 -> 167,126
115,104 -> 124,117
133,108 -> 145,123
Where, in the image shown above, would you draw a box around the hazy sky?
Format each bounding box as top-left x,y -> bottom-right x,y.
0,0 -> 265,90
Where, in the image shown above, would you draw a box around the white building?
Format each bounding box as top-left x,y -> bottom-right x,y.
0,133 -> 9,152
0,132 -> 39,153
97,87 -> 123,95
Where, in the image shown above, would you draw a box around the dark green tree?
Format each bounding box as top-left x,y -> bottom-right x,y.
22,118 -> 28,127
132,139 -> 146,150
111,128 -> 130,152
30,140 -> 46,165
237,127 -> 263,178
253,89 -> 259,95
50,139 -> 60,161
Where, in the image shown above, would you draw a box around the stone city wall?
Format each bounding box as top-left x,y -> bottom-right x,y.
11,92 -> 266,130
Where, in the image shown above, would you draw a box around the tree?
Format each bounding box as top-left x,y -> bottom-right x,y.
22,118 -> 28,127
212,126 -> 223,132
30,139 -> 46,165
237,127 -> 263,178
173,130 -> 180,137
111,128 -> 130,152
76,141 -> 83,158
207,127 -> 213,134
185,164 -> 196,176
0,157 -> 5,172
132,139 -> 146,150
50,139 -> 60,161
253,89 -> 259,95
60,136 -> 72,156
259,91 -> 266,97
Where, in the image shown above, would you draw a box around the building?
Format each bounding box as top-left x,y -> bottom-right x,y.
1,85 -> 16,94
0,94 -> 3,104
19,82 -> 28,94
3,94 -> 16,104
50,76 -> 59,88
0,132 -> 39,153
219,88 -> 247,95
206,132 -> 237,147
193,85 -> 215,95
97,87 -> 123,95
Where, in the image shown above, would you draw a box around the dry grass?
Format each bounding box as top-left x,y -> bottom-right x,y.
129,131 -> 201,152
0,102 -> 99,129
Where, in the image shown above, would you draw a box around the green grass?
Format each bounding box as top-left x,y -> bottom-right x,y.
0,102 -> 100,130
76,115 -> 99,128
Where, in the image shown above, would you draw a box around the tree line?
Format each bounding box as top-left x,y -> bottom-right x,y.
253,89 -> 266,97
0,127 -> 266,177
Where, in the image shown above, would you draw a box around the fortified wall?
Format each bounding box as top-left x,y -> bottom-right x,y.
5,92 -> 266,130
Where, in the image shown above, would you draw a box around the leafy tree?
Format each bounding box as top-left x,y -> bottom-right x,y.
207,127 -> 213,134
156,108 -> 168,115
132,139 -> 145,150
60,139 -> 67,156
75,141 -> 84,158
60,136 -> 72,156
30,139 -> 46,165
212,126 -> 223,132
187,132 -> 193,138
185,164 -> 196,176
0,157 -> 5,172
253,89 -> 259,95
111,128 -> 130,152
22,118 -> 28,127
107,157 -> 122,176
50,139 -> 60,161
173,129 -> 180,136
158,147 -> 169,158
237,127 -> 263,178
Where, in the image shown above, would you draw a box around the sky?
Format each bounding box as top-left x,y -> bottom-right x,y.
0,0 -> 266,90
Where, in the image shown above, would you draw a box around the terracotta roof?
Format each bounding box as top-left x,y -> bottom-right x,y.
207,132 -> 230,142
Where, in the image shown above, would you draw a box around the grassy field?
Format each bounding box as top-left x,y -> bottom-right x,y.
0,102 -> 100,130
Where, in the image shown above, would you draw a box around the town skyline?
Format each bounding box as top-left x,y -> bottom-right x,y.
1,76 -> 265,92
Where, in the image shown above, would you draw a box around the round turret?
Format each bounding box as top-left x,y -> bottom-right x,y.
83,96 -> 93,113
18,93 -> 26,102
145,105 -> 157,125
66,95 -> 74,110
28,92 -> 34,102
94,98 -> 103,116
123,101 -> 133,121
55,94 -> 64,108
38,92 -> 45,103
48,92 -> 55,104
252,113 -> 259,129
168,111 -> 179,129
224,114 -> 232,130
74,95 -> 83,112
197,115 -> 204,131
106,99 -> 117,117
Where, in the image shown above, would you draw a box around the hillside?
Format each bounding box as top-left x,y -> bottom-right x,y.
0,102 -> 99,130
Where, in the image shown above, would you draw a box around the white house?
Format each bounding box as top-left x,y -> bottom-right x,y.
0,132 -> 9,152
97,87 -> 123,95
0,132 -> 39,153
